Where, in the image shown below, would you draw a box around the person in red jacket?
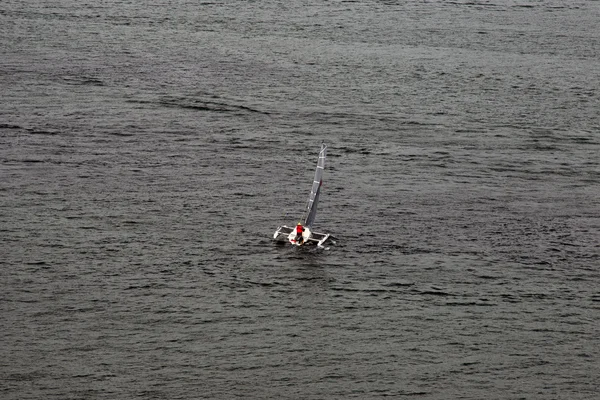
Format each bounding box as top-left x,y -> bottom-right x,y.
295,222 -> 305,244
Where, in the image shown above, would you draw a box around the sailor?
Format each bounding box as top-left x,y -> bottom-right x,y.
295,222 -> 305,244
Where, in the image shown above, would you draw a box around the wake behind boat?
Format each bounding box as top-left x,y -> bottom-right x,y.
273,143 -> 336,248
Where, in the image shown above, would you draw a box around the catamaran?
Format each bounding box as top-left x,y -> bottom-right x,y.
273,143 -> 335,248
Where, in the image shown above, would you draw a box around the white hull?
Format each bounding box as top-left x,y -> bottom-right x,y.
273,225 -> 334,248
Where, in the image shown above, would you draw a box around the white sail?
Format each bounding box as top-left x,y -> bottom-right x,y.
304,143 -> 327,229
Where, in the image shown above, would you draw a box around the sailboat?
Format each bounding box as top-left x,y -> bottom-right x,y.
273,143 -> 335,248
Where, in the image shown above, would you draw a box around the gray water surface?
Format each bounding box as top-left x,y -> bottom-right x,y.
1,1 -> 599,399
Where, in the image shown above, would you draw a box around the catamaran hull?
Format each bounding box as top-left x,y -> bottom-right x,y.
273,225 -> 334,248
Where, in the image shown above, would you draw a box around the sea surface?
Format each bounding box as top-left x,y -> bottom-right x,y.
1,1 -> 599,399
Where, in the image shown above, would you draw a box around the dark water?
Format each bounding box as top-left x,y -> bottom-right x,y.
1,1 -> 599,398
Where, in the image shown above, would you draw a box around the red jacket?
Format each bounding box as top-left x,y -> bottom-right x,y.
296,225 -> 304,234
